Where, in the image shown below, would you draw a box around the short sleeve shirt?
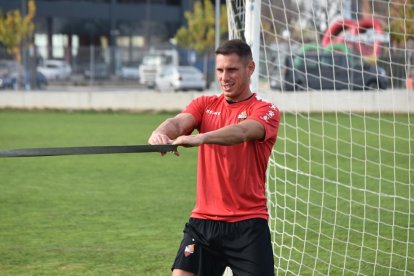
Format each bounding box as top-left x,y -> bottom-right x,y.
182,93 -> 280,222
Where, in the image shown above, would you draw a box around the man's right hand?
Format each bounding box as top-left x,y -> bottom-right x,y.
147,113 -> 196,156
148,132 -> 173,145
148,132 -> 179,156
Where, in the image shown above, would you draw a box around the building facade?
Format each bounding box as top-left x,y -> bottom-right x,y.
0,0 -> 193,70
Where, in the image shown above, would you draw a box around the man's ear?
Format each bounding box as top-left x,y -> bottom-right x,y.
248,60 -> 255,76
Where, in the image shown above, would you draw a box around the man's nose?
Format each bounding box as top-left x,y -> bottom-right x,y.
221,70 -> 230,80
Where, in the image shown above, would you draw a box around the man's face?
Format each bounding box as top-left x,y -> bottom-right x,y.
216,53 -> 255,101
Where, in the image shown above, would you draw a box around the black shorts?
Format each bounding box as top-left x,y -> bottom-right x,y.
172,218 -> 274,276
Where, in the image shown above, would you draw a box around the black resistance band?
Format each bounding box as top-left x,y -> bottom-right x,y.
0,144 -> 178,158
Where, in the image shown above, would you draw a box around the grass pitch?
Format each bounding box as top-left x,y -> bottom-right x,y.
0,110 -> 413,275
0,110 -> 197,275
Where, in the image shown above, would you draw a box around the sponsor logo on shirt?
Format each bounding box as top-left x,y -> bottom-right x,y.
206,109 -> 221,116
260,104 -> 278,122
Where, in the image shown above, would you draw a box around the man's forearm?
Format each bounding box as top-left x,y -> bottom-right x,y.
149,113 -> 196,146
152,118 -> 182,140
173,120 -> 264,147
199,124 -> 248,145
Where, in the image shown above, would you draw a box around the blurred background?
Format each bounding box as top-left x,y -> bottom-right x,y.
0,0 -> 412,93
0,0 -> 227,91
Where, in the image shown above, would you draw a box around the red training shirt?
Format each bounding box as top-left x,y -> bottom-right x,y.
182,93 -> 280,222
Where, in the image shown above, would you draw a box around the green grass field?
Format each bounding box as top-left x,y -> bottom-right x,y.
268,113 -> 414,275
0,110 -> 413,275
0,110 -> 198,275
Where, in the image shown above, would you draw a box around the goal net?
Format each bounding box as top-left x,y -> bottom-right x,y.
226,0 -> 413,275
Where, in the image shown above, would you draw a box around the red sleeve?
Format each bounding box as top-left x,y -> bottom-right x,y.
248,102 -> 280,141
181,96 -> 208,129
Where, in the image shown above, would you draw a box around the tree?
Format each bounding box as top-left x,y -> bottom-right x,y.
0,0 -> 36,63
389,0 -> 414,81
389,0 -> 414,46
174,0 -> 228,83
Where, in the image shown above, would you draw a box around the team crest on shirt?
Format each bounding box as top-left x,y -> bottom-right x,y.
184,244 -> 195,257
237,111 -> 248,122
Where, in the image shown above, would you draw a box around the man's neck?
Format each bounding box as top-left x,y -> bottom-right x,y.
226,93 -> 254,104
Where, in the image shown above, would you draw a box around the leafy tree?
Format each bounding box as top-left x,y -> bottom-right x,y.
0,0 -> 36,63
389,0 -> 414,78
389,0 -> 414,45
174,0 -> 228,83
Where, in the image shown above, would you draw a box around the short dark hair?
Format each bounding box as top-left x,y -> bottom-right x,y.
215,39 -> 253,61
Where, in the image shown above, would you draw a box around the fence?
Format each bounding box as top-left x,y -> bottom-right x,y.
0,45 -> 413,90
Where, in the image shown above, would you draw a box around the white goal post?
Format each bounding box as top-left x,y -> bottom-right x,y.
226,0 -> 414,275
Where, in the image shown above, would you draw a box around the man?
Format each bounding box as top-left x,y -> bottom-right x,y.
148,39 -> 280,276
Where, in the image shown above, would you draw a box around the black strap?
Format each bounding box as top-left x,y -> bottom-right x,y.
0,144 -> 178,158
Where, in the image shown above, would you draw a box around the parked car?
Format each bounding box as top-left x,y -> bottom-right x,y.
0,73 -> 15,89
0,70 -> 48,90
120,62 -> 140,80
37,59 -> 72,80
0,60 -> 15,76
283,50 -> 388,91
84,63 -> 110,80
155,66 -> 206,92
